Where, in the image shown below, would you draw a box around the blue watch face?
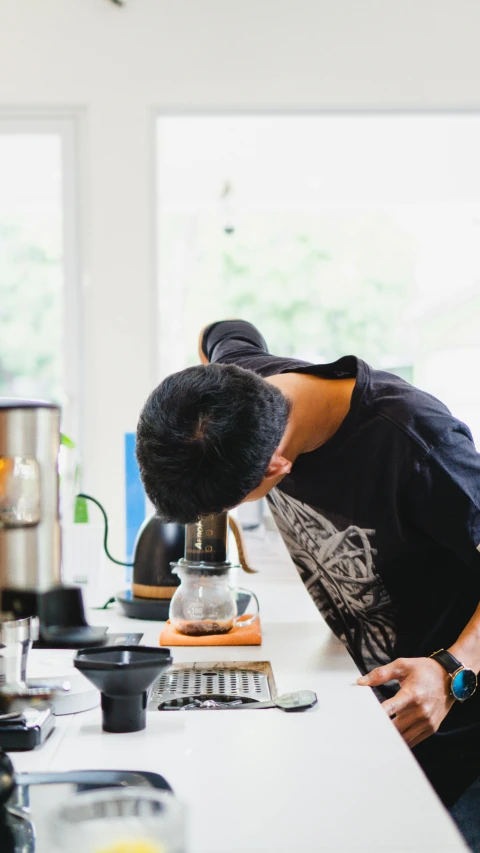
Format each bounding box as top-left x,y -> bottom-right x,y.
451,669 -> 477,701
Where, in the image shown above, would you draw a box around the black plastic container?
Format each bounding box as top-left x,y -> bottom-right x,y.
184,512 -> 229,564
3,587 -> 107,648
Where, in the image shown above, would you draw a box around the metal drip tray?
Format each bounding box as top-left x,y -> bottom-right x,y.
148,661 -> 277,710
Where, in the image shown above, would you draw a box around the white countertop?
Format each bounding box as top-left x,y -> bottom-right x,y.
17,528 -> 467,853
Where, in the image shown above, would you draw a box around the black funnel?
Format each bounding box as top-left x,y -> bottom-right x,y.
74,646 -> 172,733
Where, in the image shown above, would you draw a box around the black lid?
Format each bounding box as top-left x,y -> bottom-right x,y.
0,398 -> 59,411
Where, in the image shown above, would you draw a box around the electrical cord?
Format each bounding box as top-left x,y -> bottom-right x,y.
91,596 -> 116,611
76,493 -> 134,567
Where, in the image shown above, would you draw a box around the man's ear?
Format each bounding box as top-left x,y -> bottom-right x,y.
265,450 -> 292,480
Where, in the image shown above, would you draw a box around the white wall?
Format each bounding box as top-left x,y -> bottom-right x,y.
1,0 -> 480,554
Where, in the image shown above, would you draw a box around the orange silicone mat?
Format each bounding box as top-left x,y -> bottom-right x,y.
159,615 -> 262,646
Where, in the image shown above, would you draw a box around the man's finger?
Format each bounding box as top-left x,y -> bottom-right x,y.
402,721 -> 432,748
391,708 -> 421,735
381,689 -> 414,719
409,731 -> 431,749
357,658 -> 408,687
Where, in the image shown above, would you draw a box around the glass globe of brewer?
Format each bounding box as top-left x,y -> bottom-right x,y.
169,564 -> 238,636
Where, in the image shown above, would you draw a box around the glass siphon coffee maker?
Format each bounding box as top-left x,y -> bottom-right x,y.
169,512 -> 259,636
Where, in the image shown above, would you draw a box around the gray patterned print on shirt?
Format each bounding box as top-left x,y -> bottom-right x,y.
267,488 -> 397,673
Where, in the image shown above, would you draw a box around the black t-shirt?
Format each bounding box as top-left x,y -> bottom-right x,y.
202,320 -> 480,771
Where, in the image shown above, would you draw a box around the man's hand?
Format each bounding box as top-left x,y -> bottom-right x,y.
357,657 -> 455,748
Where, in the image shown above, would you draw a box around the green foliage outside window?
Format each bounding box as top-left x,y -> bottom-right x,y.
161,209 -> 416,370
0,216 -> 63,401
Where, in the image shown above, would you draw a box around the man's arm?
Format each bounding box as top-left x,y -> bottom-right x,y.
197,318 -> 311,376
449,601 -> 480,672
198,324 -> 210,364
358,426 -> 480,748
358,603 -> 480,748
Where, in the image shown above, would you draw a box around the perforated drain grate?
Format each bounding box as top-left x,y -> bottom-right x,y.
148,661 -> 276,710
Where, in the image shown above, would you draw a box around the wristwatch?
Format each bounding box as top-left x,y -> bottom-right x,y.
429,649 -> 477,702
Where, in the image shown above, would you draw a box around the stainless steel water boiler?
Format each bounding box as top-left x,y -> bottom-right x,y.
0,400 -> 106,647
0,400 -> 61,594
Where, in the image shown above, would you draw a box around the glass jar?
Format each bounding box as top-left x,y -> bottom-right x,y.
169,563 -> 259,637
48,787 -> 186,853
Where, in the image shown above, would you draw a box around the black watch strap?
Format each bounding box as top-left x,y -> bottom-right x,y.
430,649 -> 463,674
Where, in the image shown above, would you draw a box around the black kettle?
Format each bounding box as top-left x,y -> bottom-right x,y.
132,515 -> 185,600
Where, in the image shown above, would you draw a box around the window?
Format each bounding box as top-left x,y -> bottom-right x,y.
156,114 -> 480,444
0,117 -> 81,440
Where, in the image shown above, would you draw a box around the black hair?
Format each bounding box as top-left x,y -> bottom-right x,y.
136,363 -> 291,524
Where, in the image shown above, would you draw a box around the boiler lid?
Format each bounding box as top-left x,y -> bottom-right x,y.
0,398 -> 59,410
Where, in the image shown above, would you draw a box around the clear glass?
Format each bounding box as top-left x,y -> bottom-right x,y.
157,115 -> 480,446
169,564 -> 259,636
48,787 -> 186,853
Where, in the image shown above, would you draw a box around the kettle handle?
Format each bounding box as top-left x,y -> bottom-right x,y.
228,515 -> 258,574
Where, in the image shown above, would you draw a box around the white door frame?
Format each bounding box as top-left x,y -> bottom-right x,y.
0,108 -> 86,448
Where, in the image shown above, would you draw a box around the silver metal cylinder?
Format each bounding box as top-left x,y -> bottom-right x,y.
0,401 -> 61,594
